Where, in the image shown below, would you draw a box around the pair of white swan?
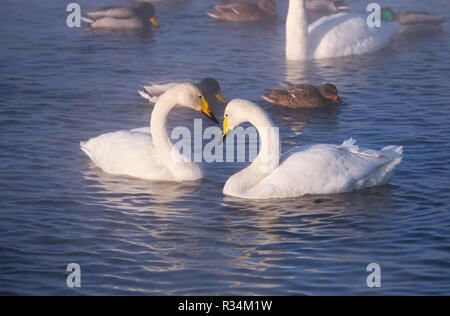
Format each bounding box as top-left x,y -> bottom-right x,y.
81,84 -> 403,199
286,0 -> 400,61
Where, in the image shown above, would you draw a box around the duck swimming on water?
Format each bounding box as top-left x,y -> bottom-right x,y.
380,8 -> 447,34
262,84 -> 342,109
81,3 -> 159,30
207,0 -> 276,22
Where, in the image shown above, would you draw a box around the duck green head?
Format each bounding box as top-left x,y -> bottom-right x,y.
198,78 -> 227,103
381,8 -> 396,22
134,3 -> 158,26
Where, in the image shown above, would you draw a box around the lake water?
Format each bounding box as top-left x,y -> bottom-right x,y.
1,0 -> 449,295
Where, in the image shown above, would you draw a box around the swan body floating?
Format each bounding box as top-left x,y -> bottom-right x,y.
139,78 -> 226,105
81,84 -> 218,182
207,0 -> 276,22
286,0 -> 400,61
262,83 -> 341,108
221,99 -> 403,199
81,3 -> 159,30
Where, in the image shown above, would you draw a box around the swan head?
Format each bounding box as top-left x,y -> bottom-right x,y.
198,78 -> 227,103
177,83 -> 219,125
222,99 -> 270,140
134,3 -> 158,26
319,84 -> 342,104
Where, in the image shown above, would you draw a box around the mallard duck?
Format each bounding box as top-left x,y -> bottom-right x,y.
381,8 -> 447,34
81,3 -> 159,30
139,78 -> 227,105
207,0 -> 276,22
262,83 -> 341,108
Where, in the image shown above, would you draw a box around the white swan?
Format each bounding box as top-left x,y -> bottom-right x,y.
222,99 -> 403,199
81,83 -> 219,182
286,0 -> 400,61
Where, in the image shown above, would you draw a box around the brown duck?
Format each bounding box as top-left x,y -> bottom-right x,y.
207,0 -> 276,22
262,84 -> 342,109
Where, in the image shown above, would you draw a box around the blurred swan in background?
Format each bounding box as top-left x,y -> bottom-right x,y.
221,99 -> 403,199
286,0 -> 399,61
81,84 -> 219,182
81,3 -> 159,30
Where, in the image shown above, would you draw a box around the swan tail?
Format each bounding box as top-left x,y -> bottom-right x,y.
340,138 -> 359,152
81,16 -> 95,24
380,145 -> 403,159
80,141 -> 94,160
354,145 -> 403,190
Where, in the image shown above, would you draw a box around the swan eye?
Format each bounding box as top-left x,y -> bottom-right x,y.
199,95 -> 202,99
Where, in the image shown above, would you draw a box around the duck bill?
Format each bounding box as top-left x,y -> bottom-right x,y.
222,117 -> 229,141
200,96 -> 219,125
215,92 -> 227,103
334,96 -> 342,104
149,17 -> 159,27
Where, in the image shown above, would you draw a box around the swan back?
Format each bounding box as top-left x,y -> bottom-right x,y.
309,13 -> 400,59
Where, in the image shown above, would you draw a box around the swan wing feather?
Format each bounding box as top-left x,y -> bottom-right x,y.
309,13 -> 400,59
81,129 -> 173,181
246,139 -> 402,199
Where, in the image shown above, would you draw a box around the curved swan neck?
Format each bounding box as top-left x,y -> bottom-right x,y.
150,90 -> 178,158
250,110 -> 280,176
149,84 -> 204,181
286,0 -> 309,61
231,103 -> 281,187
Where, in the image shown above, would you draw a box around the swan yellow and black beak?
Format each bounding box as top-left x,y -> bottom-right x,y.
200,96 -> 219,125
149,17 -> 159,27
215,92 -> 227,103
222,116 -> 229,141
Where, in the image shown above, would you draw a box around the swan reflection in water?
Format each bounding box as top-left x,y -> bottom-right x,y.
82,159 -> 396,293
218,185 -> 396,281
